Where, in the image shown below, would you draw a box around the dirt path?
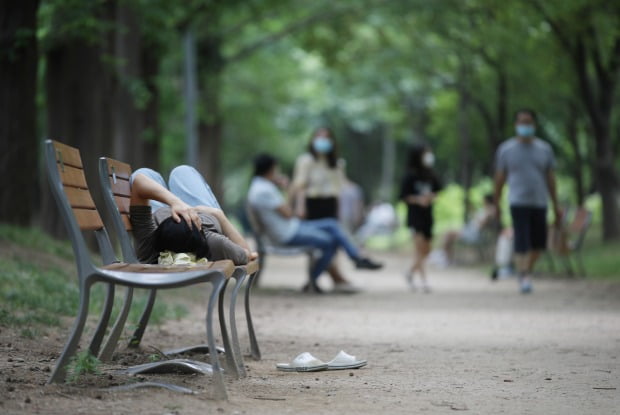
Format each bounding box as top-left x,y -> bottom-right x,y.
2,252 -> 619,414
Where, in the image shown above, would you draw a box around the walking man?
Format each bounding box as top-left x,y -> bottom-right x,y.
494,109 -> 561,293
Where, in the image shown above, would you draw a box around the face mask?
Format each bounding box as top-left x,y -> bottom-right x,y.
422,152 -> 435,168
516,124 -> 536,138
313,136 -> 333,154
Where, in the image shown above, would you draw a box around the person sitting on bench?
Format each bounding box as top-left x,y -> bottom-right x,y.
130,165 -> 257,265
247,153 -> 382,293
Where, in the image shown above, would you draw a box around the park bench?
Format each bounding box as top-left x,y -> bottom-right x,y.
547,207 -> 592,277
44,139 -> 234,399
97,157 -> 260,373
246,204 -> 316,289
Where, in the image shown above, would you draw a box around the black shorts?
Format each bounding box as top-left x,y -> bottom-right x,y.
306,197 -> 338,220
407,205 -> 434,240
510,206 -> 548,253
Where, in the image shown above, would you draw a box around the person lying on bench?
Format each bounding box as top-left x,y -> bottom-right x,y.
248,153 -> 382,293
129,165 -> 257,265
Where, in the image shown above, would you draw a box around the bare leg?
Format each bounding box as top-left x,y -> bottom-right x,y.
527,250 -> 541,273
414,235 -> 431,284
327,260 -> 348,284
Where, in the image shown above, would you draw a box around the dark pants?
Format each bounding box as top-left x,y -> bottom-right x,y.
510,206 -> 547,254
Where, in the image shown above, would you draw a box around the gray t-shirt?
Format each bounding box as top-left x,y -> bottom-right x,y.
495,137 -> 556,208
247,177 -> 300,244
129,205 -> 248,265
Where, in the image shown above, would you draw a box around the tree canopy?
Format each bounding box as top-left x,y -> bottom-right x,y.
1,0 -> 619,239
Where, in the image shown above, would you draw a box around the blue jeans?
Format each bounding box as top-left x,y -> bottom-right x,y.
130,165 -> 221,211
287,218 -> 361,281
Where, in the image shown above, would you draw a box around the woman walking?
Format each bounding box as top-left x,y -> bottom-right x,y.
400,144 -> 442,292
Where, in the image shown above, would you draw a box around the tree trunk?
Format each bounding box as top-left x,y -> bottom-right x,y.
141,45 -> 161,169
566,103 -> 585,205
197,33 -> 225,201
458,83 -> 472,222
42,5 -> 115,237
112,3 -> 145,167
0,0 -> 39,225
572,38 -> 620,240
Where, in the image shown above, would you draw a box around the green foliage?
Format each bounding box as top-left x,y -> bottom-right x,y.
66,350 -> 102,383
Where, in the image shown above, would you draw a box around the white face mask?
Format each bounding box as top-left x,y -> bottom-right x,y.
422,152 -> 435,168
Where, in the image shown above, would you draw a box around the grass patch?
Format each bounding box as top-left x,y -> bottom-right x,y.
579,228 -> 620,280
0,224 -> 190,337
66,350 -> 102,383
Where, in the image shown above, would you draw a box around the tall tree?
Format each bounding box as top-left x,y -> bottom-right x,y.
530,0 -> 620,240
0,0 -> 39,225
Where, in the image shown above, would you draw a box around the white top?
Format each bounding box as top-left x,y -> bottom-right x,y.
292,153 -> 345,198
247,177 -> 300,244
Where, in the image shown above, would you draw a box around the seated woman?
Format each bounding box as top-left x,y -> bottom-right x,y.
129,165 -> 257,265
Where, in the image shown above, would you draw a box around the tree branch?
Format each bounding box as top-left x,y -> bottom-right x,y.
526,0 -> 574,54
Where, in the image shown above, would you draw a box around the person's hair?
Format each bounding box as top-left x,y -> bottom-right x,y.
253,153 -> 277,177
308,127 -> 338,168
514,108 -> 538,123
406,143 -> 435,179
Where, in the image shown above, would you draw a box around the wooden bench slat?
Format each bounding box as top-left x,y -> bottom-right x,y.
73,208 -> 104,230
114,196 -> 130,213
65,187 -> 97,209
52,141 -> 83,168
110,179 -> 131,197
121,213 -> 132,231
104,158 -> 133,180
57,164 -> 88,189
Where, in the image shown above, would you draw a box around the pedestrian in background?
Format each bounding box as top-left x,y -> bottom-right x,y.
494,109 -> 561,293
400,144 -> 442,292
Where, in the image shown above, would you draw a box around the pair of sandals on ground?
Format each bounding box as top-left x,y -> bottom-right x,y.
277,350 -> 367,372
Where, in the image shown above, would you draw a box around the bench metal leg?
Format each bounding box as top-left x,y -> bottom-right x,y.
207,276 -> 228,400
89,283 -> 115,356
48,281 -> 93,384
218,279 -> 240,378
229,270 -> 247,377
128,288 -> 157,348
245,271 -> 261,361
99,287 -> 133,362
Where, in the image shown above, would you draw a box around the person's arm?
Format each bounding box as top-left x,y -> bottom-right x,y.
276,204 -> 294,218
288,156 -> 310,205
194,206 -> 250,251
494,170 -> 506,224
131,173 -> 201,229
547,170 -> 562,225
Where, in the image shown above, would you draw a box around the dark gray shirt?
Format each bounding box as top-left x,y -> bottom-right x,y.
495,137 -> 556,208
129,205 -> 248,265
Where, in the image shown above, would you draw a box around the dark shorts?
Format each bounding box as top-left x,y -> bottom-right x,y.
407,206 -> 433,240
306,197 -> 338,220
510,206 -> 548,253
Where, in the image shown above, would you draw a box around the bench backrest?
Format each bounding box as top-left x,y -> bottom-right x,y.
50,141 -> 105,231
98,157 -> 139,263
44,140 -> 117,275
